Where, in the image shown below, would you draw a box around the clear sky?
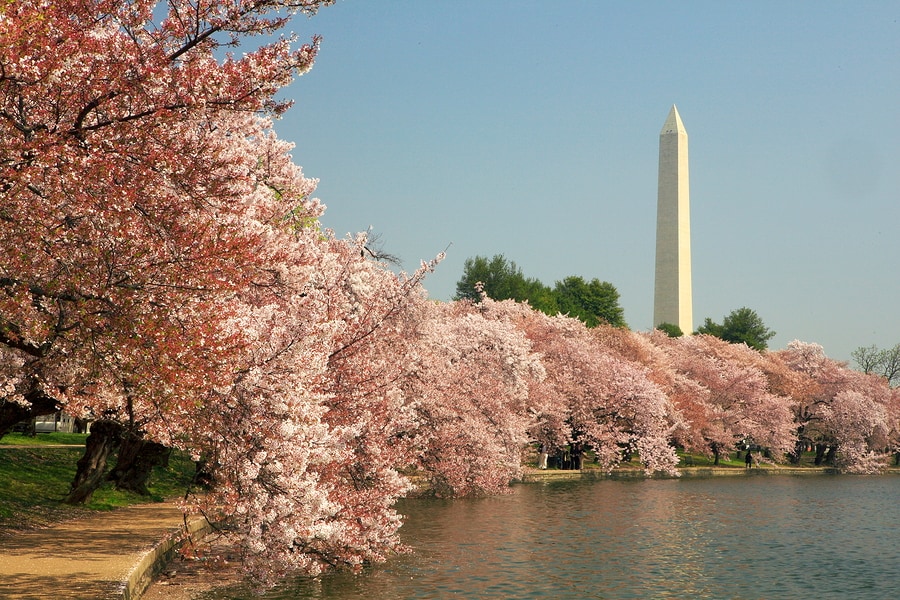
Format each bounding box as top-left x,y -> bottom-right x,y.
272,1 -> 899,362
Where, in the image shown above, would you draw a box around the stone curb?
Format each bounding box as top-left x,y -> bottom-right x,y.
121,515 -> 213,600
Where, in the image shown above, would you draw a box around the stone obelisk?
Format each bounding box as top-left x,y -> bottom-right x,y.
653,105 -> 693,334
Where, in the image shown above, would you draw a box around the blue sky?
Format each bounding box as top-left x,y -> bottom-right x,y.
272,1 -> 899,362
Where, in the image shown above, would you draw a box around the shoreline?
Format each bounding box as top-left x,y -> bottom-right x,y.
519,464 -> 900,483
139,464 -> 900,599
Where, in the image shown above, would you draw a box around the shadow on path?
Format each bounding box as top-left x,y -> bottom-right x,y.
0,502 -> 190,600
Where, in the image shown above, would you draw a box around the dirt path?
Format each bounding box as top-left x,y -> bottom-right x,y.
0,502 -> 191,600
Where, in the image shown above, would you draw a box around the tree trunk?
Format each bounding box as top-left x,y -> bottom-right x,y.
788,439 -> 805,465
824,445 -> 837,466
193,457 -> 216,489
711,443 -> 721,466
813,443 -> 827,466
108,433 -> 171,496
64,420 -> 122,505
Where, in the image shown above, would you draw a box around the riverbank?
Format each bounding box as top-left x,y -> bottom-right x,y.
519,463 -> 863,482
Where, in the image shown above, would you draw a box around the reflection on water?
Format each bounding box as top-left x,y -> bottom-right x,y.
206,476 -> 900,599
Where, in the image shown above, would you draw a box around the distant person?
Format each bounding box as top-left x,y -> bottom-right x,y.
745,450 -> 753,468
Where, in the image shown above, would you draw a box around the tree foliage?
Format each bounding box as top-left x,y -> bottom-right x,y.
653,333 -> 795,464
482,300 -> 678,476
553,276 -> 625,328
411,299 -> 545,496
0,0 -> 331,435
453,254 -> 555,311
772,341 -> 898,472
696,307 -> 776,351
655,323 -> 684,338
454,255 -> 625,328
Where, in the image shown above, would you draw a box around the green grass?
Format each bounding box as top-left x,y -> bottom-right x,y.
0,431 -> 89,446
527,446 -> 834,471
677,452 -> 745,468
0,435 -> 196,532
675,450 -> 830,468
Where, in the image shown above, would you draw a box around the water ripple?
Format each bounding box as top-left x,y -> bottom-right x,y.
211,476 -> 900,600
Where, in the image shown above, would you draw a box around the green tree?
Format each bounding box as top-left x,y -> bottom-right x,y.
696,307 -> 775,351
454,256 -> 626,328
553,276 -> 626,328
520,278 -> 560,315
655,322 -> 684,337
454,255 -> 554,309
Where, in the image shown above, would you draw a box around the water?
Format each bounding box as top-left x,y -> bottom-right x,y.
207,476 -> 900,599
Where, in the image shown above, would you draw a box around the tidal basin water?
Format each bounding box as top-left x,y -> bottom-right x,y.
209,475 -> 900,599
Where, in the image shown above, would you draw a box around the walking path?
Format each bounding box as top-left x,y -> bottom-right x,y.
0,502 -> 206,600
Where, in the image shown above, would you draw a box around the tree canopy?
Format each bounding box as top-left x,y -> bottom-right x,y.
453,255 -> 549,306
454,255 -> 626,328
696,307 -> 776,351
553,276 -> 625,328
655,322 -> 684,338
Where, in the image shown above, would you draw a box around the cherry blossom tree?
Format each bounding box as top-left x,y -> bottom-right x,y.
758,343 -> 828,463
181,229 -> 442,583
0,0 -> 330,434
58,111 -> 313,502
652,334 -> 795,464
408,298 -> 545,496
2,0 -> 546,583
483,300 -> 679,476
1,0 -> 443,578
0,0 -> 341,508
824,389 -> 889,473
703,337 -> 796,457
772,341 -> 853,466
767,341 -> 899,471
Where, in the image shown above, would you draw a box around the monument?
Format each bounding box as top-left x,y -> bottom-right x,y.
653,105 -> 693,334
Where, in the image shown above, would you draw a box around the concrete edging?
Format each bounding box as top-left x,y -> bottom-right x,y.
121,515 -> 213,600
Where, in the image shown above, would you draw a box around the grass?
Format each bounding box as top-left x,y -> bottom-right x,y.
0,432 -> 196,533
527,445 -> 835,471
0,431 -> 89,446
675,449 -> 834,469
677,452 -> 746,468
